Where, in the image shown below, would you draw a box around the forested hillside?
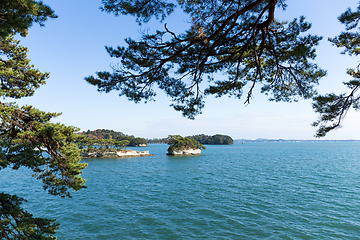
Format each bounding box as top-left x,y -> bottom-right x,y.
79,129 -> 147,146
148,134 -> 234,145
190,134 -> 234,145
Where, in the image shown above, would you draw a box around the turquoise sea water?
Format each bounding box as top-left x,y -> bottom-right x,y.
2,142 -> 360,239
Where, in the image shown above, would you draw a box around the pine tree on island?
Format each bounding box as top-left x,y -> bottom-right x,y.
166,135 -> 206,155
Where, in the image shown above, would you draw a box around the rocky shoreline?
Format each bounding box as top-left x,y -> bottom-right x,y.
80,150 -> 154,158
81,147 -> 203,158
166,148 -> 202,155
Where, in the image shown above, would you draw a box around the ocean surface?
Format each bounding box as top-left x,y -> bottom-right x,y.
2,142 -> 360,239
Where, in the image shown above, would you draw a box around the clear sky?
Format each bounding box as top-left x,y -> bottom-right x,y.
15,0 -> 360,140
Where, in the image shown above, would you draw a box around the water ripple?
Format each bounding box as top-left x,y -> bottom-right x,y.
2,142 -> 360,239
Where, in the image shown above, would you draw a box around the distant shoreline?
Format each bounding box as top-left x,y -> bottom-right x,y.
235,139 -> 360,143
148,139 -> 360,144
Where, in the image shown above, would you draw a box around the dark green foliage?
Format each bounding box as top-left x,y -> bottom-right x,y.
166,135 -> 205,152
147,138 -> 167,144
329,4 -> 360,56
77,137 -> 130,152
190,134 -> 234,145
101,0 -> 175,24
78,129 -> 148,147
312,4 -> 360,137
0,2 -> 86,238
0,104 -> 87,198
129,137 -> 147,146
0,193 -> 58,239
0,0 -> 57,38
79,129 -> 123,141
0,35 -> 49,98
87,0 -> 325,119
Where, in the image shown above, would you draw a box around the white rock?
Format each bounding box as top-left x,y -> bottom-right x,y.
80,150 -> 152,158
167,148 -> 202,155
116,150 -> 150,157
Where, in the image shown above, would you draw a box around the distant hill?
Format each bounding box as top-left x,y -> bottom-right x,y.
147,137 -> 167,144
148,134 -> 234,145
189,134 -> 234,145
79,129 -> 147,146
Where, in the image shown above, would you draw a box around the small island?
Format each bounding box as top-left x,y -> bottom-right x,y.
148,134 -> 234,145
78,129 -> 148,147
80,149 -> 153,158
166,135 -> 206,155
77,129 -> 152,158
189,134 -> 234,145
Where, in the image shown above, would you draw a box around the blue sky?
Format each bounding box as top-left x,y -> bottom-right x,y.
15,0 -> 360,139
